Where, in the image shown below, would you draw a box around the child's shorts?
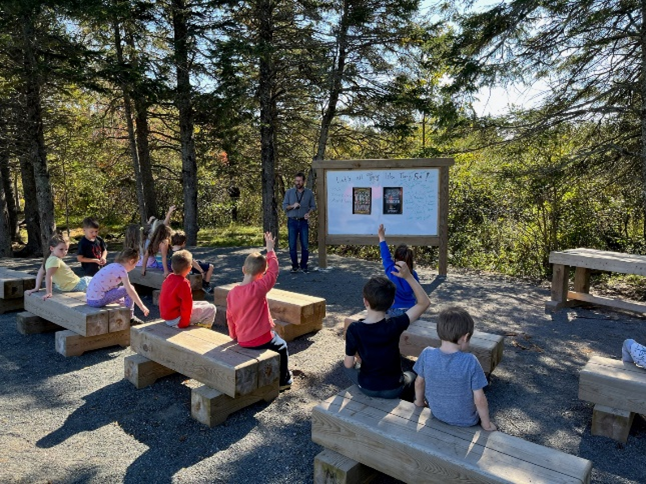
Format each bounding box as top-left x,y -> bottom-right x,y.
190,260 -> 212,275
70,276 -> 92,293
386,307 -> 409,318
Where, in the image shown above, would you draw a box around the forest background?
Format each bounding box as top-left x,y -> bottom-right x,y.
1,0 -> 644,288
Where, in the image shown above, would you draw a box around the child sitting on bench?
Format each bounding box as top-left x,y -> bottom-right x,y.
160,250 -> 216,329
413,306 -> 496,431
344,261 -> 430,401
170,231 -> 214,293
622,339 -> 646,368
226,232 -> 293,391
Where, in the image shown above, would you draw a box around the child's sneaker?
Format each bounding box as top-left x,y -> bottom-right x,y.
130,316 -> 145,326
290,267 -> 300,273
194,321 -> 214,329
203,283 -> 213,294
279,370 -> 294,392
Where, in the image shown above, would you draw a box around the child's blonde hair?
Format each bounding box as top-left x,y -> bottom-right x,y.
124,224 -> 142,252
42,233 -> 68,268
147,223 -> 172,257
115,248 -> 140,264
171,249 -> 192,274
244,252 -> 267,276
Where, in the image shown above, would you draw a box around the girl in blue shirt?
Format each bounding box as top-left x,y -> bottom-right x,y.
378,224 -> 420,317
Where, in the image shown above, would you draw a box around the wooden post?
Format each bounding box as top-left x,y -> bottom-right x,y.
316,166 -> 327,268
592,404 -> 635,443
314,449 -> 378,484
16,311 -> 61,334
545,264 -> 570,312
124,354 -> 176,389
438,165 -> 449,277
573,267 -> 591,294
55,329 -> 130,357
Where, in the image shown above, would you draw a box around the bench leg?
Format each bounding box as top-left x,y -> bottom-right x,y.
545,264 -> 570,312
214,305 -> 227,327
0,298 -> 25,314
55,329 -> 130,357
191,382 -> 279,427
592,404 -> 635,443
314,449 -> 377,484
124,354 -> 176,389
16,311 -> 62,334
273,319 -> 323,342
573,267 -> 590,294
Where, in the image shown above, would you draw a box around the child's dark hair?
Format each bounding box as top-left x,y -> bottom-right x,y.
42,233 -> 68,268
147,223 -> 172,256
394,244 -> 414,272
171,231 -> 187,247
82,217 -> 100,229
115,248 -> 140,264
171,249 -> 192,274
362,275 -> 396,312
437,306 -> 475,344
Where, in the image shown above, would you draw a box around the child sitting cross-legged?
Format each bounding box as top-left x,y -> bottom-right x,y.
160,250 -> 216,329
413,306 -> 496,431
226,232 -> 293,391
344,261 -> 431,401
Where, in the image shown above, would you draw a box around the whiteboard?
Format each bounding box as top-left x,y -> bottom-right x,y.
326,168 -> 439,236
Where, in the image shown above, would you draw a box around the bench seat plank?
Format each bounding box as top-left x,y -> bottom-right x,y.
214,284 -> 326,325
579,355 -> 646,414
312,386 -> 592,484
24,292 -> 110,336
130,321 -> 279,398
549,249 -> 646,276
129,269 -> 202,291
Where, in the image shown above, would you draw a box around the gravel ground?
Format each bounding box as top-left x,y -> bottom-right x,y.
1,246 -> 645,483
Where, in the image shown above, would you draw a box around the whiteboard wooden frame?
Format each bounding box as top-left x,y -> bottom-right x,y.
313,158 -> 454,276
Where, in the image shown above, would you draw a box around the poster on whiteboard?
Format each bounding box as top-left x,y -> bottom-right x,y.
326,168 -> 439,236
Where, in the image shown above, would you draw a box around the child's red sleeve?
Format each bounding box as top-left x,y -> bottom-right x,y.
177,280 -> 193,328
226,291 -> 237,340
256,251 -> 278,294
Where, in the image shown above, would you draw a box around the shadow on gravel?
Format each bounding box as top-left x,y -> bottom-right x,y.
36,378 -> 264,483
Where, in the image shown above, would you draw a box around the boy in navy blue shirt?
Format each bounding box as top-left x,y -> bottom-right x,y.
344,261 -> 430,401
76,217 -> 107,276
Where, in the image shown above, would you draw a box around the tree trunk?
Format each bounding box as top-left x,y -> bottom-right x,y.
125,29 -> 158,221
113,19 -> 147,226
172,0 -> 199,245
17,152 -> 41,256
257,0 -> 279,239
642,0 -> 646,239
0,154 -> 12,257
0,102 -> 18,242
21,13 -> 55,253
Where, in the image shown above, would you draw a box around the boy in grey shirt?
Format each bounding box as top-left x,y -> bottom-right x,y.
413,306 -> 496,430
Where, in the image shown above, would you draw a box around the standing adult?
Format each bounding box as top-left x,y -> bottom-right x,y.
282,172 -> 316,273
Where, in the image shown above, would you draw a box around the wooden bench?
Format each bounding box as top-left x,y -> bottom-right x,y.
312,386 -> 593,484
126,320 -> 280,426
22,291 -> 131,356
0,267 -> 36,314
579,355 -> 646,443
344,311 -> 504,376
213,284 -> 326,342
546,248 -> 646,313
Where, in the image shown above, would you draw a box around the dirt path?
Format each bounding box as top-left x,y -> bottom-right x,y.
1,247 -> 645,483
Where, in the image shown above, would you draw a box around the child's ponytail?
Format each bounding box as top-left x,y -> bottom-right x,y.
394,244 -> 414,273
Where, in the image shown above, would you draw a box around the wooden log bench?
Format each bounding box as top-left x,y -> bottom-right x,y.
126,320 -> 280,426
22,291 -> 131,356
312,386 -> 593,484
546,248 -> 646,313
213,284 -> 326,342
344,311 -> 504,376
129,268 -> 202,291
579,355 -> 646,443
0,267 -> 36,314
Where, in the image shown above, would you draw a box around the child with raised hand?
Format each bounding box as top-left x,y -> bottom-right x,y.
141,223 -> 172,277
137,206 -> 175,269
344,260 -> 431,401
226,232 -> 293,391
170,231 -> 214,293
25,234 -> 93,300
76,217 -> 108,276
160,250 -> 216,329
86,248 -> 149,325
413,306 -> 496,431
622,339 -> 646,368
377,224 -> 420,317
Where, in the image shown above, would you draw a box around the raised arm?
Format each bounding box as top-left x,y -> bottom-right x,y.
256,232 -> 278,292
392,261 -> 430,323
163,205 -> 176,226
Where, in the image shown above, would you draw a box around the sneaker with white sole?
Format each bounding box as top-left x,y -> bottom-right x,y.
279,370 -> 294,391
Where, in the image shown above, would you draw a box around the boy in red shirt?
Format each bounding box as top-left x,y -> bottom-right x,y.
227,232 -> 292,390
159,250 -> 216,329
